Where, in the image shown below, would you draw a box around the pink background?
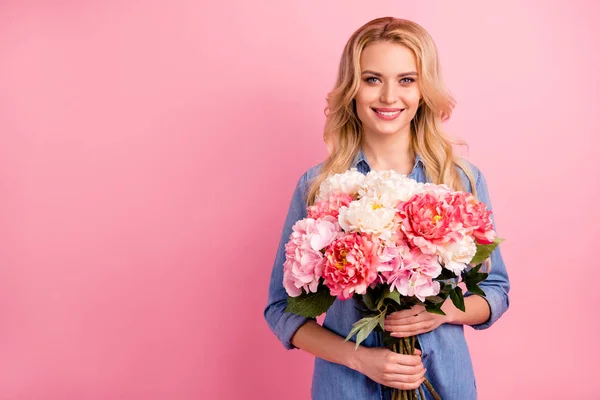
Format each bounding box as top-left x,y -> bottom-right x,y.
1,1 -> 599,399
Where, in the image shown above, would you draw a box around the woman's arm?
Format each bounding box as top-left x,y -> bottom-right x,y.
263,173 -> 313,350
465,167 -> 510,330
292,320 -> 427,391
444,294 -> 490,326
290,320 -> 364,370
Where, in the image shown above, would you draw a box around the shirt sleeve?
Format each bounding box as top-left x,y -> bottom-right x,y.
466,167 -> 511,330
263,172 -> 314,349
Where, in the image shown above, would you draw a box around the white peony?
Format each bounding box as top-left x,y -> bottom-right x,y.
358,170 -> 423,207
420,182 -> 452,196
438,235 -> 477,276
338,196 -> 397,239
317,168 -> 366,200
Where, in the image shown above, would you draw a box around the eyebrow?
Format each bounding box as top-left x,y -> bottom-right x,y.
361,70 -> 418,78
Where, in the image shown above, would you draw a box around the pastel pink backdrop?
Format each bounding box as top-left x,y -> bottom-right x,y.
1,1 -> 598,399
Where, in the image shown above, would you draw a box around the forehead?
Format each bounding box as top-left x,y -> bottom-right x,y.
360,41 -> 417,74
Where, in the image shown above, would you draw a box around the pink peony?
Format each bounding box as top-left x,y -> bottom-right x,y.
308,192 -> 354,220
449,192 -> 496,244
381,246 -> 442,301
398,192 -> 464,254
396,270 -> 441,302
377,240 -> 410,274
378,241 -> 411,287
322,233 -> 380,300
283,218 -> 340,297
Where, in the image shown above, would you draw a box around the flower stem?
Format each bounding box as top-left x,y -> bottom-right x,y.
399,338 -> 416,400
423,378 -> 441,400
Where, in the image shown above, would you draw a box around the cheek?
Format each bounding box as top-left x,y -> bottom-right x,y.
356,86 -> 380,105
354,91 -> 376,119
404,88 -> 421,108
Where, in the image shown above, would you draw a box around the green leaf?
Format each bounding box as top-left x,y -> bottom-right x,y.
438,283 -> 453,297
344,317 -> 372,340
375,286 -> 403,309
345,315 -> 380,349
383,288 -> 402,307
450,287 -> 465,312
464,264 -> 489,287
285,286 -> 335,318
376,286 -> 390,310
426,304 -> 446,316
464,263 -> 482,278
356,318 -> 379,348
470,237 -> 504,265
425,296 -> 446,315
464,266 -> 487,297
389,290 -> 401,305
378,311 -> 386,330
362,289 -> 377,311
425,295 -> 445,304
465,282 -> 486,297
437,268 -> 457,280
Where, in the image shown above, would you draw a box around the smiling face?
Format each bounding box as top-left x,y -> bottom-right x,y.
355,41 -> 422,138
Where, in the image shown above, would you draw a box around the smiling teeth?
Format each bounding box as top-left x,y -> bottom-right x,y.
376,110 -> 401,116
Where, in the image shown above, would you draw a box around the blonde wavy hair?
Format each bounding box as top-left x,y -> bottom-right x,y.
306,17 -> 477,206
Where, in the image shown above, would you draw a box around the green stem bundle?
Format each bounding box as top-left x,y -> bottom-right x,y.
387,335 -> 441,400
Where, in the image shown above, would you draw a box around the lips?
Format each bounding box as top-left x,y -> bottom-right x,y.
372,107 -> 404,120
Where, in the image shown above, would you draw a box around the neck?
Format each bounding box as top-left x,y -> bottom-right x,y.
361,130 -> 415,174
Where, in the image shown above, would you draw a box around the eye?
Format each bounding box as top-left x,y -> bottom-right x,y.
400,77 -> 415,84
365,76 -> 380,84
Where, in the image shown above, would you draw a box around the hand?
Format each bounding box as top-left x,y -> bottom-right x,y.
384,301 -> 453,338
354,346 -> 426,391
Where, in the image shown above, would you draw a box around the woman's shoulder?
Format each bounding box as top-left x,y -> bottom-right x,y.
455,157 -> 484,194
296,161 -> 326,190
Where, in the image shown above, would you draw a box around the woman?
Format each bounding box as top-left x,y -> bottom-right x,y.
264,17 -> 510,400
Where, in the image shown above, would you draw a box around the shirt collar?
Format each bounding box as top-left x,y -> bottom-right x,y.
351,148 -> 424,170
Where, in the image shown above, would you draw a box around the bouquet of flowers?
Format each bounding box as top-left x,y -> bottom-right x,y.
283,168 -> 503,400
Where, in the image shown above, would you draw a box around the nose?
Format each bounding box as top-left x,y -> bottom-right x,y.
380,82 -> 398,104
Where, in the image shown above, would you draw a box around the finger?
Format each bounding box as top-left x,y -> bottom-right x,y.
387,373 -> 426,390
386,306 -> 426,321
383,367 -> 426,386
386,319 -> 433,334
386,307 -> 422,321
385,313 -> 430,329
393,354 -> 423,367
383,363 -> 425,377
390,321 -> 434,336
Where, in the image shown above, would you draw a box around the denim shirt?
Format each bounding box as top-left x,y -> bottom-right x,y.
264,149 -> 510,400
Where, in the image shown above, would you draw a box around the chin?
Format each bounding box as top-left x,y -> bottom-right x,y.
369,123 -> 408,136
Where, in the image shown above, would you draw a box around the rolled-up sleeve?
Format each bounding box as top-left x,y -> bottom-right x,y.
263,172 -> 314,349
467,167 -> 511,330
